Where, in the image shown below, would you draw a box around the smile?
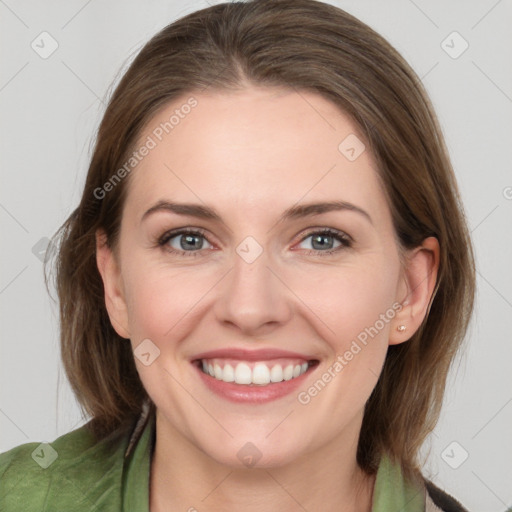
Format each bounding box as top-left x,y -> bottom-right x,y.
191,348 -> 320,403
198,358 -> 312,386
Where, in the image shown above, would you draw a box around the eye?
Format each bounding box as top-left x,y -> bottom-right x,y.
156,227 -> 352,258
295,228 -> 352,255
158,228 -> 213,257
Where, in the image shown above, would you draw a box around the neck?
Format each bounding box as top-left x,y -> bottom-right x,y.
150,410 -> 375,512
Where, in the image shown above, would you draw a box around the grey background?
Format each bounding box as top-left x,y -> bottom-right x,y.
1,0 -> 511,510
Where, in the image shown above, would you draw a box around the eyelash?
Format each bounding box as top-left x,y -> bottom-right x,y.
156,227 -> 353,258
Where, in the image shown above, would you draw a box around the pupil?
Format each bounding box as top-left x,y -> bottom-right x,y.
178,234 -> 334,251
312,234 -> 333,250
182,234 -> 202,250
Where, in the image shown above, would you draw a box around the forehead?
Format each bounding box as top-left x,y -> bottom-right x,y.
124,86 -> 388,224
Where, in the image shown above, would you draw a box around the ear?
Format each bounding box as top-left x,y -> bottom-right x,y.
389,236 -> 440,345
95,229 -> 131,339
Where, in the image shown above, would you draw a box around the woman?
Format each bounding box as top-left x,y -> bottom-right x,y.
0,1 -> 475,510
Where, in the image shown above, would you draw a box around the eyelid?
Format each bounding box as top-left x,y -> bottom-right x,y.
296,226 -> 353,244
157,227 -> 213,248
292,227 -> 353,255
157,226 -> 353,257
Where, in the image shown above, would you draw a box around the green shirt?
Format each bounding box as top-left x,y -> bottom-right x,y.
0,412 -> 425,511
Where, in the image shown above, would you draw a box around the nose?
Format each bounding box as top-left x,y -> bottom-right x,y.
213,246 -> 292,336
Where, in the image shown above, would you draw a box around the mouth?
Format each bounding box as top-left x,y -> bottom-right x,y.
191,348 -> 319,403
194,358 -> 318,385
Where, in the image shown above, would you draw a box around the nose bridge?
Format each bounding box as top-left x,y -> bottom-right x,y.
214,236 -> 291,332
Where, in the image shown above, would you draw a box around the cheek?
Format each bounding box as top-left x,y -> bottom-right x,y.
292,264 -> 399,415
123,259 -> 215,342
295,259 -> 400,346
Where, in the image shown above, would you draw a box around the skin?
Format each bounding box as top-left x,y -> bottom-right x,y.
96,85 -> 439,512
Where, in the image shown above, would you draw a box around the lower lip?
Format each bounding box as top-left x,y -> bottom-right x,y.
194,363 -> 316,403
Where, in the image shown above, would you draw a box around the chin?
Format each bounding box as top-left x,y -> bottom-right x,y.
195,428 -> 313,470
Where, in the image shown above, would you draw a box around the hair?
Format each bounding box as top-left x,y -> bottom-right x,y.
48,0 -> 475,482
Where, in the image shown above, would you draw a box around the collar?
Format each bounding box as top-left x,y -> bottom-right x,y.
122,402 -> 155,512
371,453 -> 425,511
124,399 -> 153,459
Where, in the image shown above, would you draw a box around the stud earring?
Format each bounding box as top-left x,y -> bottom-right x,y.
397,325 -> 406,332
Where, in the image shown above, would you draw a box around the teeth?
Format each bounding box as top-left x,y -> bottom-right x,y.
283,364 -> 294,381
252,363 -> 270,385
234,362 -> 252,384
200,359 -> 310,386
270,364 -> 283,383
214,363 -> 223,380
222,363 -> 235,382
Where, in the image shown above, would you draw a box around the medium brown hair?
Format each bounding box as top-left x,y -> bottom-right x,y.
48,0 -> 475,481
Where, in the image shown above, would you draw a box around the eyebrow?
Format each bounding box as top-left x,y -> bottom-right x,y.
141,199 -> 373,226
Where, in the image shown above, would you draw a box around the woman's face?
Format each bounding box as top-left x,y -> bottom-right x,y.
99,86 -> 423,468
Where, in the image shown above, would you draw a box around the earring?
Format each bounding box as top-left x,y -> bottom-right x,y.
396,325 -> 406,332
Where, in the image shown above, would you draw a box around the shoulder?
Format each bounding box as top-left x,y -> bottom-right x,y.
424,478 -> 470,512
0,422 -> 130,511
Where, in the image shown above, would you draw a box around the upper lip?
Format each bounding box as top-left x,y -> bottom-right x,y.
192,348 -> 318,362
